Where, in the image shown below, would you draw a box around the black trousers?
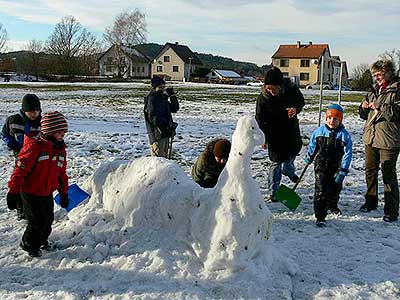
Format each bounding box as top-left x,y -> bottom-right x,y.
314,170 -> 342,220
21,192 -> 54,251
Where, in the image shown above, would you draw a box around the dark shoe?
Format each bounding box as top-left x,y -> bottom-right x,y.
330,208 -> 342,216
316,219 -> 326,227
20,241 -> 42,257
40,240 -> 53,251
383,215 -> 398,222
359,204 -> 377,213
289,175 -> 300,184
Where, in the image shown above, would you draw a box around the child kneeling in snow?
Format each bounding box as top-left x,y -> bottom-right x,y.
305,104 -> 352,227
7,111 -> 69,257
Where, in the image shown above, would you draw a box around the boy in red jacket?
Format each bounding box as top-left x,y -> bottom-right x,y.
7,111 -> 69,257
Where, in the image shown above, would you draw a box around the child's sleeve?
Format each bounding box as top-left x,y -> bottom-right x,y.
340,131 -> 353,176
58,150 -> 69,195
8,143 -> 39,194
305,128 -> 318,163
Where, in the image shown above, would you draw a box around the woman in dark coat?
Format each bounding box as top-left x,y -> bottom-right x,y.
255,67 -> 305,201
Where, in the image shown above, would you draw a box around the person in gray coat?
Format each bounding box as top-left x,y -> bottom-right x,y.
359,60 -> 400,222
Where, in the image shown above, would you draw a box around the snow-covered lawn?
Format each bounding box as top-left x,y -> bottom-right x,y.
0,82 -> 399,300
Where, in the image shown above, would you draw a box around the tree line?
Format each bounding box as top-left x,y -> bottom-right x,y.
0,9 -> 147,79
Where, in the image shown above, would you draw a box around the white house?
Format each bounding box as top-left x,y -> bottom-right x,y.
151,42 -> 203,81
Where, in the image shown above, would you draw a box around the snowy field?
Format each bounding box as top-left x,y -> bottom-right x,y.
0,82 -> 399,300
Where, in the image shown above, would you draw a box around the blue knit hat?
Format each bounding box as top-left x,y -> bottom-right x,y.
151,76 -> 166,88
326,104 -> 344,123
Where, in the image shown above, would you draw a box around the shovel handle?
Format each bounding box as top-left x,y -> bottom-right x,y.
292,163 -> 310,191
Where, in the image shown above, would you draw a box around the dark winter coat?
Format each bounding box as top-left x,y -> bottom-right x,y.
8,135 -> 68,197
144,90 -> 179,144
191,139 -> 227,188
306,124 -> 352,176
359,78 -> 400,150
255,78 -> 305,162
1,110 -> 41,154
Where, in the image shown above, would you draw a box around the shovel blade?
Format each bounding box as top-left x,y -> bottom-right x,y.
275,184 -> 302,211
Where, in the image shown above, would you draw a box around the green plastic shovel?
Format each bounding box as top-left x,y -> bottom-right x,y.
275,163 -> 310,211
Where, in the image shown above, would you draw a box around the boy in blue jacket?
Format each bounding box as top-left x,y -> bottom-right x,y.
305,104 -> 352,227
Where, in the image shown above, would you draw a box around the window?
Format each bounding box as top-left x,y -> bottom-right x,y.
142,67 -> 145,73
300,59 -> 310,67
157,66 -> 163,72
164,56 -> 170,62
132,66 -> 135,72
282,72 -> 289,77
173,66 -> 179,72
105,66 -> 113,72
300,73 -> 310,81
280,59 -> 289,67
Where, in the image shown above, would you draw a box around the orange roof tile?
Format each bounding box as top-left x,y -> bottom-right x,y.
272,43 -> 329,59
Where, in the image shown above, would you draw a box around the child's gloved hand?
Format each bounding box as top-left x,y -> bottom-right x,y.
335,174 -> 345,185
6,192 -> 20,210
60,194 -> 69,208
304,157 -> 312,165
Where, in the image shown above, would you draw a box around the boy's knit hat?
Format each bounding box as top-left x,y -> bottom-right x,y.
41,111 -> 68,136
22,94 -> 41,112
213,139 -> 231,159
264,67 -> 283,86
151,76 -> 166,88
326,104 -> 344,123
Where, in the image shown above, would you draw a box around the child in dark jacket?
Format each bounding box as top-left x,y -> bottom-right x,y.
7,111 -> 69,257
305,104 -> 352,227
191,138 -> 231,188
2,94 -> 42,220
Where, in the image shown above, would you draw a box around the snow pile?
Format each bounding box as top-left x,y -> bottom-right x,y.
72,116 -> 275,278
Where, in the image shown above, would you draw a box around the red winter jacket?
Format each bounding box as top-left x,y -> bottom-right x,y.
8,135 -> 68,196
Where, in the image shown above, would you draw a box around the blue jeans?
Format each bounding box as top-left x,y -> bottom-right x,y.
268,157 -> 296,195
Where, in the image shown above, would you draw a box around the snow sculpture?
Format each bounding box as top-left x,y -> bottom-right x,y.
191,115 -> 273,272
84,115 -> 273,273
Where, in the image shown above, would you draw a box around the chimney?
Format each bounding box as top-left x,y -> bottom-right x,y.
309,41 -> 313,45
297,40 -> 301,48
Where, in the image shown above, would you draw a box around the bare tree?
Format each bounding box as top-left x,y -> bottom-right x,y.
25,39 -> 44,81
379,49 -> 400,75
351,63 -> 373,91
0,22 -> 8,52
104,9 -> 147,76
46,15 -> 93,76
79,34 -> 103,77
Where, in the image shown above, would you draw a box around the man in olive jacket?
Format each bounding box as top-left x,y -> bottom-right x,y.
255,67 -> 305,201
192,139 -> 231,188
359,60 -> 400,222
144,77 -> 179,158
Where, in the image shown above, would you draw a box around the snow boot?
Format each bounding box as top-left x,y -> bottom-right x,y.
315,219 -> 326,227
359,204 -> 377,213
383,215 -> 398,223
20,241 -> 42,258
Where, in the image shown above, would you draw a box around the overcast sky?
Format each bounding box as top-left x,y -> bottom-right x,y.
1,0 -> 399,73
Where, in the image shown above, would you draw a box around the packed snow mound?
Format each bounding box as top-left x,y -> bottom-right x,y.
80,115 -> 274,275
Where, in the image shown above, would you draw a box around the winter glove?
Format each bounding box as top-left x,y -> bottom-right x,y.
165,87 -> 175,96
6,192 -> 20,210
304,157 -> 312,165
335,174 -> 345,185
60,193 -> 69,209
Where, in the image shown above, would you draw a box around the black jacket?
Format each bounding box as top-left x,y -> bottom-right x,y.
255,78 -> 304,162
144,90 -> 179,144
1,110 -> 41,154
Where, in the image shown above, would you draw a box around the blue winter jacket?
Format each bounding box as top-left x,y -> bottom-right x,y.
305,124 -> 352,176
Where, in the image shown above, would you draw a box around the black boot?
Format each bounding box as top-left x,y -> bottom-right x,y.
20,241 -> 42,258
